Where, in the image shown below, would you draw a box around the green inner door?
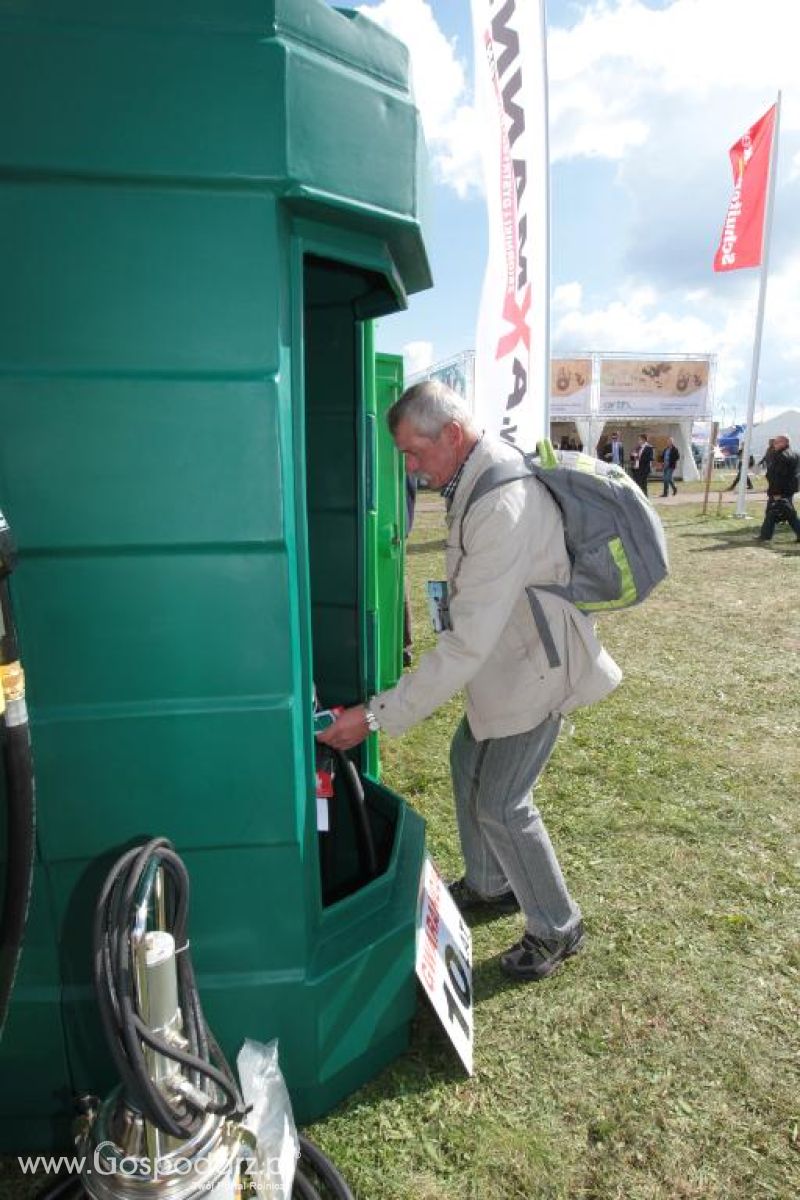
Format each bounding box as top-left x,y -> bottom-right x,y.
374,351 -> 405,694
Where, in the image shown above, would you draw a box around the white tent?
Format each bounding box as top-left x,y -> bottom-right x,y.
749,410 -> 800,463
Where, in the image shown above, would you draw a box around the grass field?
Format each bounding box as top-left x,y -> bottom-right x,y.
2,493 -> 798,1199
301,493 -> 799,1200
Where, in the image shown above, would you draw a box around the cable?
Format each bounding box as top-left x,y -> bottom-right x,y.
314,687 -> 378,884
93,838 -> 246,1141
295,1134 -> 356,1200
332,750 -> 378,880
292,1169 -> 322,1200
72,835 -> 360,1200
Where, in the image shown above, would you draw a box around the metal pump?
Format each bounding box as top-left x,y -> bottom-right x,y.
77,839 -> 252,1200
74,839 -> 356,1200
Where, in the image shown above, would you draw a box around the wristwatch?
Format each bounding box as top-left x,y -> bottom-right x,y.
363,706 -> 381,733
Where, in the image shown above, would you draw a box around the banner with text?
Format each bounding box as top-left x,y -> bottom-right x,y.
471,0 -> 548,450
550,358 -> 592,416
713,104 -> 776,273
598,359 -> 711,418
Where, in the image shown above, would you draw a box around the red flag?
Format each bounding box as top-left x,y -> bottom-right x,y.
713,105 -> 776,272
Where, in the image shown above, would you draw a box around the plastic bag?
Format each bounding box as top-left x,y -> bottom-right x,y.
237,1038 -> 299,1199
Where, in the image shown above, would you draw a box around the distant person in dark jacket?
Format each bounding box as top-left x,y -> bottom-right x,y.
757,434 -> 800,542
632,433 -> 653,495
600,431 -> 625,467
726,445 -> 754,491
758,439 -> 776,470
659,437 -> 680,497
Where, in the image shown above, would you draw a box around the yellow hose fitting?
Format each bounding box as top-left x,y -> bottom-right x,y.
0,661 -> 25,703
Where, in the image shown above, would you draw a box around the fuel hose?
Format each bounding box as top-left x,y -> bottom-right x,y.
332,748 -> 378,880
0,509 -> 36,1041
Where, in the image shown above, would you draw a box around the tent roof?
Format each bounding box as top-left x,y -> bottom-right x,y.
749,410 -> 800,459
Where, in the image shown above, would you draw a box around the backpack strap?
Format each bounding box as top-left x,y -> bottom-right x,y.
458,462 -> 533,554
458,458 -> 572,670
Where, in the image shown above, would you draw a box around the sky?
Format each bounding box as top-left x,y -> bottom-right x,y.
333,0 -> 799,426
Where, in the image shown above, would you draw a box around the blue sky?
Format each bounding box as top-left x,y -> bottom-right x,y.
336,0 -> 799,425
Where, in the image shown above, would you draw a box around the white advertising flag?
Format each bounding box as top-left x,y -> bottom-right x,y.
471,0 -> 549,450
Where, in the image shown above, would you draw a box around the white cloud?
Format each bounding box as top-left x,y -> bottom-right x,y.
552,250 -> 800,419
762,253 -> 800,363
552,285 -> 715,358
403,340 -> 435,377
354,0 -> 799,420
545,0 -> 799,419
548,0 -> 798,163
553,282 -> 584,311
358,0 -> 481,197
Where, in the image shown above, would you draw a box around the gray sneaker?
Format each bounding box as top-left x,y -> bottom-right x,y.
448,877 -> 520,916
500,921 -> 586,981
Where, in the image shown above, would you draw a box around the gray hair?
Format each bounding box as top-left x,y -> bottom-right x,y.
388,379 -> 474,439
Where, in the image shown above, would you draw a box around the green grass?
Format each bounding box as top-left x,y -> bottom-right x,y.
3,496 -> 798,1199
301,495 -> 799,1200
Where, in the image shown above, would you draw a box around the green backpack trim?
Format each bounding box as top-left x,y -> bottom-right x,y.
574,537 -> 638,612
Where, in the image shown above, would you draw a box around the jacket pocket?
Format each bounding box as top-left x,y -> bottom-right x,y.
523,587 -> 564,671
570,536 -> 627,606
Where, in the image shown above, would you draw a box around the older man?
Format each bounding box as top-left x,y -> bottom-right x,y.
318,381 -> 621,982
757,433 -> 800,542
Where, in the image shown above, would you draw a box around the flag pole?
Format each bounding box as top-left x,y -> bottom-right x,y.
735,91 -> 781,518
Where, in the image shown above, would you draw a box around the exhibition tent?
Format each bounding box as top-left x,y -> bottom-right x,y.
749,410 -> 800,462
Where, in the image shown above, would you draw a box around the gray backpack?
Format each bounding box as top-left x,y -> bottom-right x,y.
460,439 -> 669,664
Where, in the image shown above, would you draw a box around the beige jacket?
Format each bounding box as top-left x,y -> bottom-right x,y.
371,437 -> 622,741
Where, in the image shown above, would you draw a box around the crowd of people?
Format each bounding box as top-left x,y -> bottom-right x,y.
598,429 -> 678,498
594,430 -> 800,540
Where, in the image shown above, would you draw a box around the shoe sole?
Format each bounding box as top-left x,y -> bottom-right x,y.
449,887 -> 520,916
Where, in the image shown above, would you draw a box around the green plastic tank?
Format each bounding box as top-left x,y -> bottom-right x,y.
0,0 -> 430,1150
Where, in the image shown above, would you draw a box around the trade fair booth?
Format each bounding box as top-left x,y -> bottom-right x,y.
411,352 -> 714,480
550,355 -> 715,480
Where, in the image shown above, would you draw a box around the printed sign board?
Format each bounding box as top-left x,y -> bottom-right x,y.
550,358 -> 592,416
415,856 -> 473,1073
598,359 -> 711,417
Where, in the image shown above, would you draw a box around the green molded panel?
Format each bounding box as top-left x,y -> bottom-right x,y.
360,341 -> 405,779
375,353 -> 406,693
0,0 -> 430,1151
363,322 -> 381,781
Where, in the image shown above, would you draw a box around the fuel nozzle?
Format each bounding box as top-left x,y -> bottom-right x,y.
0,509 -> 15,580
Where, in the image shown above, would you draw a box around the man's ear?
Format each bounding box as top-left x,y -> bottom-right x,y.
444,421 -> 465,452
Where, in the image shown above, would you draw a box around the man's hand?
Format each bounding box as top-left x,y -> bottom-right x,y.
316,704 -> 369,751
